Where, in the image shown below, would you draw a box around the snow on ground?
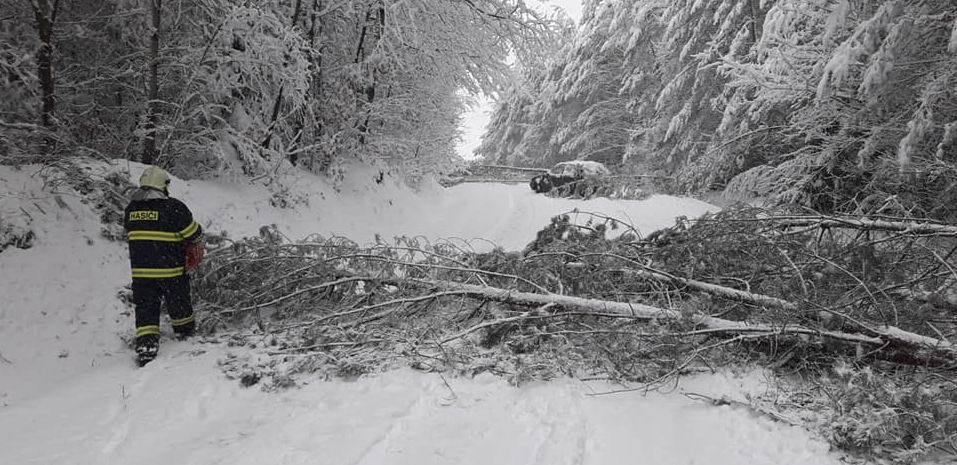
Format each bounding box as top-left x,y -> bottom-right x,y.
1,350 -> 840,465
0,161 -> 847,465
158,162 -> 714,251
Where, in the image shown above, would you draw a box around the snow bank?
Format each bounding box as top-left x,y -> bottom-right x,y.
0,161 -> 845,465
1,348 -> 841,465
0,160 -> 713,405
0,164 -> 131,406
159,162 -> 715,251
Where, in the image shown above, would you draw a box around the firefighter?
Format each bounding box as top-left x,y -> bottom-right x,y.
123,166 -> 205,366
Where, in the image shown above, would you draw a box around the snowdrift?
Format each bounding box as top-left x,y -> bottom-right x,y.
0,160 -> 846,465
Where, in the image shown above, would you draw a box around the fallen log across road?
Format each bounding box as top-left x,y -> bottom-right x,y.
763,215 -> 957,237
382,278 -> 957,366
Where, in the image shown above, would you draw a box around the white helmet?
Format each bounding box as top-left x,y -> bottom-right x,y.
139,166 -> 170,191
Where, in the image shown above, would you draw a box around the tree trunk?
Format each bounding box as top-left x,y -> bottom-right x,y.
354,2 -> 384,145
232,271 -> 957,365
29,0 -> 60,131
401,278 -> 957,365
141,0 -> 161,165
768,214 -> 957,237
307,0 -> 322,47
291,0 -> 303,25
289,0 -> 324,165
747,0 -> 764,43
261,88 -> 285,151
614,266 -> 798,310
261,1 -> 306,152
354,7 -> 374,64
357,75 -> 375,144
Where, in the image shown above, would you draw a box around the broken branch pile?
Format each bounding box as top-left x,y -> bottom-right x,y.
193,209 -> 957,376
193,208 -> 957,461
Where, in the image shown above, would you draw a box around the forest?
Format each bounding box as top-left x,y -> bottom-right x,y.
479,0 -> 957,219
3,0 -> 957,463
0,0 -> 560,178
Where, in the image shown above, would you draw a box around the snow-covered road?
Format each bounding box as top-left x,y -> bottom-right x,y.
1,346 -> 839,465
0,162 -> 846,465
177,167 -> 716,252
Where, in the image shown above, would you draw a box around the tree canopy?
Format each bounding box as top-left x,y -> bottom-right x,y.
0,0 -> 558,177
479,0 -> 957,217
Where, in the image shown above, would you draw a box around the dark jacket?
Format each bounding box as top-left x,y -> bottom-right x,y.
123,188 -> 203,279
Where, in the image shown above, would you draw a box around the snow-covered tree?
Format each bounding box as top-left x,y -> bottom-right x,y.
477,0 -> 635,167
483,0 -> 957,216
719,0 -> 957,213
0,0 -> 556,179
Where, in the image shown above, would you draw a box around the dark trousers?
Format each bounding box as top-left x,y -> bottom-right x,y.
132,275 -> 195,339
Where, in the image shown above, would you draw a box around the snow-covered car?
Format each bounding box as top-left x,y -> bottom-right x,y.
529,160 -> 611,194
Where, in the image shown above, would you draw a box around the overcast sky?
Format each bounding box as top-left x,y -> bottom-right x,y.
456,0 -> 583,160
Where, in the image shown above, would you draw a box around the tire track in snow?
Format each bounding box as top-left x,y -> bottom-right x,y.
518,383 -> 589,465
100,362 -> 154,456
99,343 -> 222,462
349,379 -> 434,465
485,185 -> 521,244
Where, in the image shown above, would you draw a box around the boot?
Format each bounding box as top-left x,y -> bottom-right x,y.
173,320 -> 196,340
135,334 -> 159,367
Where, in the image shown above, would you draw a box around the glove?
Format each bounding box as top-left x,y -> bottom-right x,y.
185,242 -> 205,270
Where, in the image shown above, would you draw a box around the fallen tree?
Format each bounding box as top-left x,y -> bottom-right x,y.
196,217 -> 957,368
268,274 -> 953,365
193,208 -> 957,462
740,214 -> 957,237
406,279 -> 957,360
